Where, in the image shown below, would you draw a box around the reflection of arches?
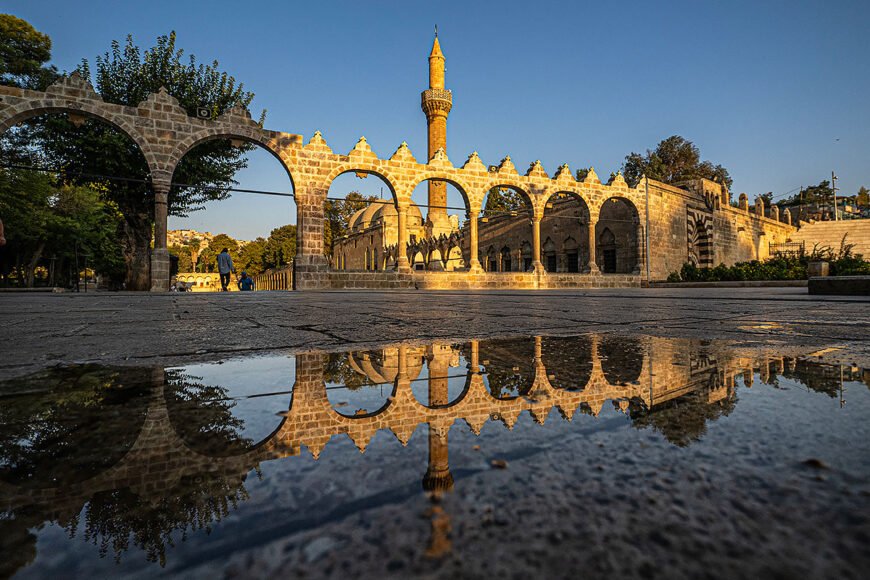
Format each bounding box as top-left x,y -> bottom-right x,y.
165,367 -> 288,457
598,336 -> 644,385
0,366 -> 151,488
478,338 -> 535,400
541,336 -> 593,390
596,198 -> 639,274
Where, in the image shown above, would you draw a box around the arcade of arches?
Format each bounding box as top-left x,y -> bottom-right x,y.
0,34 -> 795,291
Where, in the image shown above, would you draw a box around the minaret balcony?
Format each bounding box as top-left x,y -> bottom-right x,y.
421,89 -> 453,116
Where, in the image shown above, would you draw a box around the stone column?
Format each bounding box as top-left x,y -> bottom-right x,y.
396,204 -> 411,272
587,211 -> 600,274
634,220 -> 643,275
531,216 -> 544,273
150,180 -> 170,292
294,188 -> 329,289
467,212 -> 482,271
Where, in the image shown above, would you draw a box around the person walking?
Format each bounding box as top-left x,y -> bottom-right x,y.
237,271 -> 255,291
216,248 -> 234,291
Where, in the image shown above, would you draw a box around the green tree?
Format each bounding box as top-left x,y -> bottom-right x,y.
482,187 -> 528,217
0,14 -> 58,89
855,186 -> 869,208
323,191 -> 376,255
263,224 -> 296,269
169,244 -> 193,271
0,168 -> 126,287
622,135 -> 732,189
10,28 -> 260,290
238,237 -> 267,275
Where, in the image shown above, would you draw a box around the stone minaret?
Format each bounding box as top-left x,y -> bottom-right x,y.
421,30 -> 453,238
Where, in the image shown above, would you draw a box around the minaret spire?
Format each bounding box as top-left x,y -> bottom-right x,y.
421,29 -> 453,239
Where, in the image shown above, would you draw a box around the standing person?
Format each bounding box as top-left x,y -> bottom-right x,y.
237,271 -> 255,291
216,248 -> 234,291
0,217 -> 5,246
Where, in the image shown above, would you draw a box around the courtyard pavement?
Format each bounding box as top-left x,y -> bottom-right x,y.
3,287 -> 869,379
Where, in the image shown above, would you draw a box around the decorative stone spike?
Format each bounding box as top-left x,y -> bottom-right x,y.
588,400 -> 605,416
218,104 -> 257,126
556,404 -> 576,421
526,160 -> 548,178
47,71 -> 99,99
391,422 -> 419,446
390,141 -> 417,163
498,409 -> 521,430
529,407 -> 549,425
305,435 -> 331,460
304,130 -> 333,153
347,429 -> 374,452
464,415 -> 487,435
497,155 -> 518,175
349,136 -> 376,158
462,151 -> 487,172
554,163 -> 575,183
428,147 -> 452,168
617,400 -> 630,413
583,167 -> 601,184
608,172 -> 628,188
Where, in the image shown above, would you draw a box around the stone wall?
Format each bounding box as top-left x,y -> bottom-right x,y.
0,78 -> 795,290
644,180 -> 795,280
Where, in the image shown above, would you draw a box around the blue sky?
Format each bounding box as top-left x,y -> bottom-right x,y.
7,0 -> 869,239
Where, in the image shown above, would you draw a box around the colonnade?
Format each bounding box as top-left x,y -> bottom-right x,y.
0,76 -> 650,290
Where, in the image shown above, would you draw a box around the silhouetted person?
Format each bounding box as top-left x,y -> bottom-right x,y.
217,248 -> 234,291
237,271 -> 254,291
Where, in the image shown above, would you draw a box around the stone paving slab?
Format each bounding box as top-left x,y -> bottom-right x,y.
2,287 -> 869,379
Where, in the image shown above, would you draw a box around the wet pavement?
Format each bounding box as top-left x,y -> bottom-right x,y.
1,334 -> 869,578
2,288 -> 870,380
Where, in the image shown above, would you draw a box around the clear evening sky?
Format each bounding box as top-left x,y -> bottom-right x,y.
7,0 -> 869,240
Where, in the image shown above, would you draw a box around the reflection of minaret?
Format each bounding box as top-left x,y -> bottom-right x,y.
422,347 -> 454,492
421,29 -> 453,238
422,348 -> 453,557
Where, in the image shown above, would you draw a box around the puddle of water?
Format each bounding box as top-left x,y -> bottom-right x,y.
1,335 -> 869,578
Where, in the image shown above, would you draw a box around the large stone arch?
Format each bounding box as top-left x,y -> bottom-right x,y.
0,101 -> 160,181
322,164 -> 402,204
167,128 -> 296,192
408,172 -> 477,215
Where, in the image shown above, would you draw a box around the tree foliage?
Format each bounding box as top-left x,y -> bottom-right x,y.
0,14 -> 57,89
0,168 -> 125,287
263,224 -> 297,268
622,135 -> 732,189
482,187 -> 529,217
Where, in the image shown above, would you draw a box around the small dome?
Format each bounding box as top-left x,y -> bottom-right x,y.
348,207 -> 367,230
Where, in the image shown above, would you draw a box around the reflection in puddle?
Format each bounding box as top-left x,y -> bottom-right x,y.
1,334 -> 868,577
